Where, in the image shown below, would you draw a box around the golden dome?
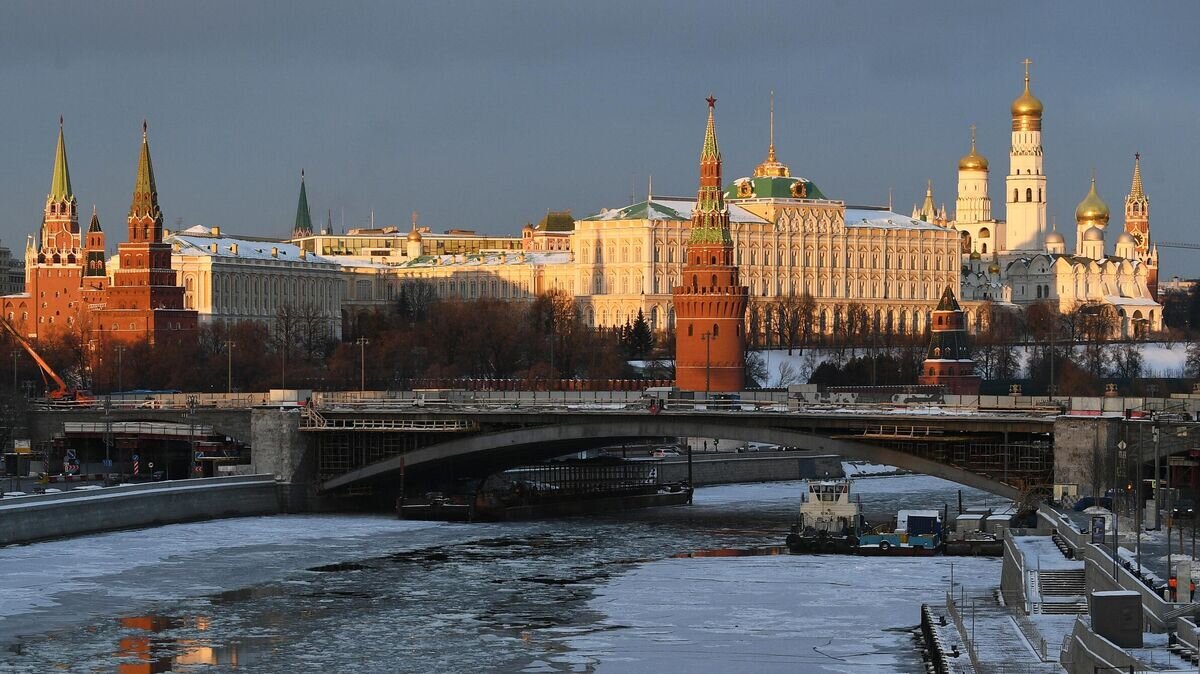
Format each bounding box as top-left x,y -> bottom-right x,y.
407,228 -> 422,242
1011,67 -> 1043,131
969,249 -> 981,260
958,125 -> 987,171
1075,176 -> 1110,225
958,146 -> 988,171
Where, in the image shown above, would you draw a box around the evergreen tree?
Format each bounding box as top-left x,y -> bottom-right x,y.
628,309 -> 654,358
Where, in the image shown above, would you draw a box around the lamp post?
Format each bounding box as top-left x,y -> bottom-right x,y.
187,394 -> 197,480
114,345 -> 126,394
701,331 -> 713,399
224,340 -> 236,394
356,337 -> 369,393
11,350 -> 18,393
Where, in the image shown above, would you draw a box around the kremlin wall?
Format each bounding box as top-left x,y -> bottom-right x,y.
2,65 -> 1162,391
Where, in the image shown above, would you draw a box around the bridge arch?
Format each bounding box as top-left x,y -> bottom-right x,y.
321,417 -> 1018,498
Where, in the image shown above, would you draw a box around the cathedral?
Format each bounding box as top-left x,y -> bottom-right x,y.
955,63 -> 1161,337
2,121 -> 197,343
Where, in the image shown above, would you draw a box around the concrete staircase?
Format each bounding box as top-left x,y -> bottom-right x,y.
1032,568 -> 1089,615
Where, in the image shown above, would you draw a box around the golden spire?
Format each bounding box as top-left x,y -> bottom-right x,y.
1129,152 -> 1145,201
753,90 -> 790,178
768,90 -> 776,162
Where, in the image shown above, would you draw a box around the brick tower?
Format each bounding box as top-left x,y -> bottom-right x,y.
92,122 -> 197,343
917,287 -> 980,395
1123,153 -> 1158,298
673,97 -> 748,392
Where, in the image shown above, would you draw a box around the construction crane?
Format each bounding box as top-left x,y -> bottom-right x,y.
0,317 -> 93,403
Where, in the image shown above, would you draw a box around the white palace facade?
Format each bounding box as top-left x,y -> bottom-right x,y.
142,72 -> 1160,341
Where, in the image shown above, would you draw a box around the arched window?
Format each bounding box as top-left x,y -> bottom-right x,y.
1013,188 -> 1018,202
1025,188 -> 1033,202
711,274 -> 717,287
712,324 -> 719,337
1038,188 -> 1042,202
687,323 -> 693,337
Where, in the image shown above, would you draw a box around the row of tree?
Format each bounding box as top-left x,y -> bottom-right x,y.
1,288 -> 646,394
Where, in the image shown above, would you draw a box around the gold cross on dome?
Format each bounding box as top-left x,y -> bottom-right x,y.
1022,58 -> 1033,80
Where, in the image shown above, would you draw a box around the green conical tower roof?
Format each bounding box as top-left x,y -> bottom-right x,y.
689,96 -> 732,246
129,121 -> 162,221
294,169 -> 313,235
934,286 -> 962,312
49,117 -> 74,203
88,205 -> 102,233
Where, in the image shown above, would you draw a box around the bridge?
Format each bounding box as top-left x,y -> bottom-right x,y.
19,390 -> 1200,511
305,403 -> 1056,499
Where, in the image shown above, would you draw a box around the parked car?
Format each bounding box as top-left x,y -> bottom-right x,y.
1173,500 -> 1196,519
651,448 -> 680,458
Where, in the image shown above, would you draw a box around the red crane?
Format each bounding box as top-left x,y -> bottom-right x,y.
1,317 -> 93,402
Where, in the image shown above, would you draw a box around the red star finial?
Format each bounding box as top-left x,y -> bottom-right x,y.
1135,152 -> 1140,161
706,95 -> 716,108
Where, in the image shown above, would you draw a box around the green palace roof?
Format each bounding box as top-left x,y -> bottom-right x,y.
724,175 -> 825,201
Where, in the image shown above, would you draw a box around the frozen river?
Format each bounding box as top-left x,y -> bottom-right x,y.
0,475 -> 1002,673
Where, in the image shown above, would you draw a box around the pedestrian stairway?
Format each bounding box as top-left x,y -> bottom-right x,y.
1028,568 -> 1089,615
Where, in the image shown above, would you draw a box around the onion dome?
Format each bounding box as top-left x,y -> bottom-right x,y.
1116,231 -> 1135,245
1075,176 -> 1110,226
969,249 -> 981,260
408,211 -> 423,241
958,126 -> 988,171
1011,62 -> 1043,131
1045,230 -> 1065,245
988,261 -> 1001,274
1083,225 -> 1104,242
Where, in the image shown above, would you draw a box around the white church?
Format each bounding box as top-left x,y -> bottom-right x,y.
943,62 -> 1162,338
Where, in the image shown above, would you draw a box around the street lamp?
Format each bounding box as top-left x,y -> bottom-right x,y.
11,350 -> 19,393
114,345 -> 126,394
224,340 -> 236,394
356,337 -> 369,393
700,331 -> 713,398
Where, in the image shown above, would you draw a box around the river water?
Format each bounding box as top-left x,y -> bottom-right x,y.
0,475 -> 1004,673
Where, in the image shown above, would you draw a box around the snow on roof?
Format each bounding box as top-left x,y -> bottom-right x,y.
169,228 -> 338,266
399,251 -> 573,269
1103,295 -> 1159,307
843,207 -> 945,231
583,198 -> 768,224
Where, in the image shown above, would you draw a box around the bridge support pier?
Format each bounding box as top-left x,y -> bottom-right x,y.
1053,416 -> 1121,498
250,408 -> 315,511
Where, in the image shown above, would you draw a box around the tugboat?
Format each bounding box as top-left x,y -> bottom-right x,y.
785,480 -> 865,554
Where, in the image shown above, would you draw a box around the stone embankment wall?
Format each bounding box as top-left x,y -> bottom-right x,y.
0,474 -> 278,546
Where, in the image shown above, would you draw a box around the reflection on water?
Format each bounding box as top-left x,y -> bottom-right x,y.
1,477 -> 998,673
117,615 -> 247,673
672,545 -> 788,558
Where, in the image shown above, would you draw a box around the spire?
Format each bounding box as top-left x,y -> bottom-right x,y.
1129,152 -> 1145,201
768,90 -> 775,161
294,169 -> 313,236
701,95 -> 720,162
129,120 -> 162,222
753,91 -> 790,178
918,179 -> 937,221
49,116 -> 74,203
689,96 -> 731,245
88,204 -> 102,233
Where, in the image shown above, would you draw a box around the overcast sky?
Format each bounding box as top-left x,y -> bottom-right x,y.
2,1 -> 1197,277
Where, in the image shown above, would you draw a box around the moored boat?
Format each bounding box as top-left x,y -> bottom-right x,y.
785,479 -> 865,554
